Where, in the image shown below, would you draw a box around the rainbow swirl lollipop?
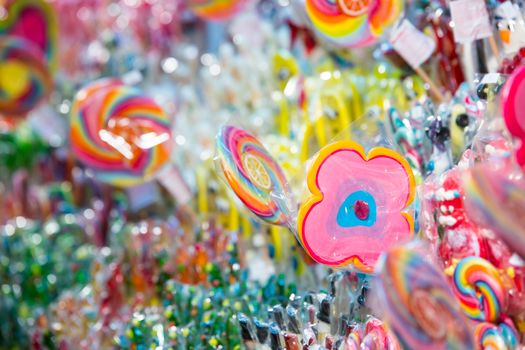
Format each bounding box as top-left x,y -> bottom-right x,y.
0,37 -> 52,116
474,323 -> 513,350
305,0 -> 403,48
452,256 -> 507,323
188,0 -> 246,21
70,80 -> 173,187
216,126 -> 294,226
375,244 -> 474,349
0,0 -> 58,69
463,162 -> 525,260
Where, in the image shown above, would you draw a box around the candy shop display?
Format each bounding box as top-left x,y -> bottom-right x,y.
3,0 -> 525,349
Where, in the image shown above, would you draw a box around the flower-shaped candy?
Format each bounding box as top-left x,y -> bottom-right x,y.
298,141 -> 415,270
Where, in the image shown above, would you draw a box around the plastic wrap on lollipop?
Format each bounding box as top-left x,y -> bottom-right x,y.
298,139 -> 415,271
215,125 -> 297,227
70,79 -> 173,187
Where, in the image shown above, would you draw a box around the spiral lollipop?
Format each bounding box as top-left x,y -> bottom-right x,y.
305,0 -> 403,48
375,244 -> 474,349
216,126 -> 294,226
188,0 -> 246,21
463,162 -> 525,260
0,37 -> 52,116
452,256 -> 507,323
474,323 -> 510,350
70,80 -> 173,187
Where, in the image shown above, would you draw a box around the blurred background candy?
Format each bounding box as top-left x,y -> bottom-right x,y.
2,0 -> 525,349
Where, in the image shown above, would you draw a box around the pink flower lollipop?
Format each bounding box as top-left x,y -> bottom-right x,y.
298,140 -> 415,271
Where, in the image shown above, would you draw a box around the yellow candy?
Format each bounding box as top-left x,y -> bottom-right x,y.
0,60 -> 30,98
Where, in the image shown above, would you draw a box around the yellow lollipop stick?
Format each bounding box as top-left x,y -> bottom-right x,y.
272,91 -> 290,137
241,216 -> 252,240
300,122 -> 315,163
332,90 -> 352,140
312,94 -> 328,147
196,166 -> 208,216
347,78 -> 363,120
228,196 -> 240,232
270,225 -> 283,262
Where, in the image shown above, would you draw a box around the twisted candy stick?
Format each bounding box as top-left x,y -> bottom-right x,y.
452,256 -> 507,323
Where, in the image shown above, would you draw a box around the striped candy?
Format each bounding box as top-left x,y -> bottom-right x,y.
0,37 -> 52,116
70,80 -> 173,187
452,256 -> 507,323
216,126 -> 293,226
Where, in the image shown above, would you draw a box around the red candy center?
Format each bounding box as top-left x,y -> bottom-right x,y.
354,200 -> 369,220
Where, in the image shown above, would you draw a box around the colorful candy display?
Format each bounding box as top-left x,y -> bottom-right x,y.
452,256 -> 507,323
2,2 -> 525,350
305,0 -> 403,48
375,243 -> 474,349
0,37 -> 52,116
70,81 -> 173,187
216,125 -> 295,226
298,140 -> 415,270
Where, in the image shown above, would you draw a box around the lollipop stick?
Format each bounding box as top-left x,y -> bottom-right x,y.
156,166 -> 192,205
414,67 -> 445,103
488,36 -> 501,64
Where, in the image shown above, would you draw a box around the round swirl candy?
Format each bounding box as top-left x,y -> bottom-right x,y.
188,0 -> 246,21
474,323 -> 512,350
70,81 -> 173,187
0,37 -> 52,116
216,126 -> 295,226
463,162 -> 525,260
452,256 -> 507,323
305,0 -> 403,48
375,244 -> 474,349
